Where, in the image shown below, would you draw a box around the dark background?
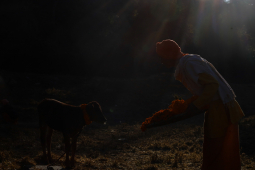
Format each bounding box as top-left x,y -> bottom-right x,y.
1,0 -> 255,82
1,1 -> 255,169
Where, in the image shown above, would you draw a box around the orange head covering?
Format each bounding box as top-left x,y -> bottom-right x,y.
156,39 -> 181,60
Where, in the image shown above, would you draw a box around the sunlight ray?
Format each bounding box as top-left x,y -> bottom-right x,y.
155,19 -> 170,41
224,0 -> 230,4
117,0 -> 134,16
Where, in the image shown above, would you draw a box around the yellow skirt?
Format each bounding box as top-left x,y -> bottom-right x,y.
201,117 -> 241,170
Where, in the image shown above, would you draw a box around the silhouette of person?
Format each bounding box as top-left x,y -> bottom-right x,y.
156,39 -> 244,170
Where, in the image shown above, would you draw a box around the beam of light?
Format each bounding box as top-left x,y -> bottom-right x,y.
149,0 -> 183,42
193,0 -> 209,46
76,0 -> 254,74
155,19 -> 170,42
117,0 -> 134,16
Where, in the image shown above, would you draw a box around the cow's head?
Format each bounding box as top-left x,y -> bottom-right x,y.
86,101 -> 107,124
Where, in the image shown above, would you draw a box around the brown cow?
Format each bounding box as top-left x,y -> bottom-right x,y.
38,99 -> 106,168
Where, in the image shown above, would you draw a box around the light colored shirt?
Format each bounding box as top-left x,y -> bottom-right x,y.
175,54 -> 235,104
174,54 -> 244,138
194,73 -> 244,138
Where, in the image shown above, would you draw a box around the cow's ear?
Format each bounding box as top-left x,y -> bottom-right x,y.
91,101 -> 102,110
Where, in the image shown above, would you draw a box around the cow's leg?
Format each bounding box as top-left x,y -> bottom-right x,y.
40,124 -> 48,164
70,135 -> 78,167
64,134 -> 71,168
46,127 -> 53,163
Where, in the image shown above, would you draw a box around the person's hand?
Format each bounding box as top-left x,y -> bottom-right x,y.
144,103 -> 205,130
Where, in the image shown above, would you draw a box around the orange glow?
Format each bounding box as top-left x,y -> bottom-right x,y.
81,104 -> 92,125
141,96 -> 198,132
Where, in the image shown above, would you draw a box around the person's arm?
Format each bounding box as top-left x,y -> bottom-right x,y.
146,103 -> 204,129
146,73 -> 219,129
193,73 -> 219,110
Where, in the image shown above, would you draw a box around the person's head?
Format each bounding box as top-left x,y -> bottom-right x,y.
156,39 -> 183,67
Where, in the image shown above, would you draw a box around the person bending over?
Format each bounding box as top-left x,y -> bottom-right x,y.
156,39 -> 244,170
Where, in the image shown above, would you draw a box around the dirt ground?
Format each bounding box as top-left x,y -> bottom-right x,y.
1,70 -> 255,169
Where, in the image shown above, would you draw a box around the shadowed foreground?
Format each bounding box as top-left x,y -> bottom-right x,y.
0,71 -> 255,169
